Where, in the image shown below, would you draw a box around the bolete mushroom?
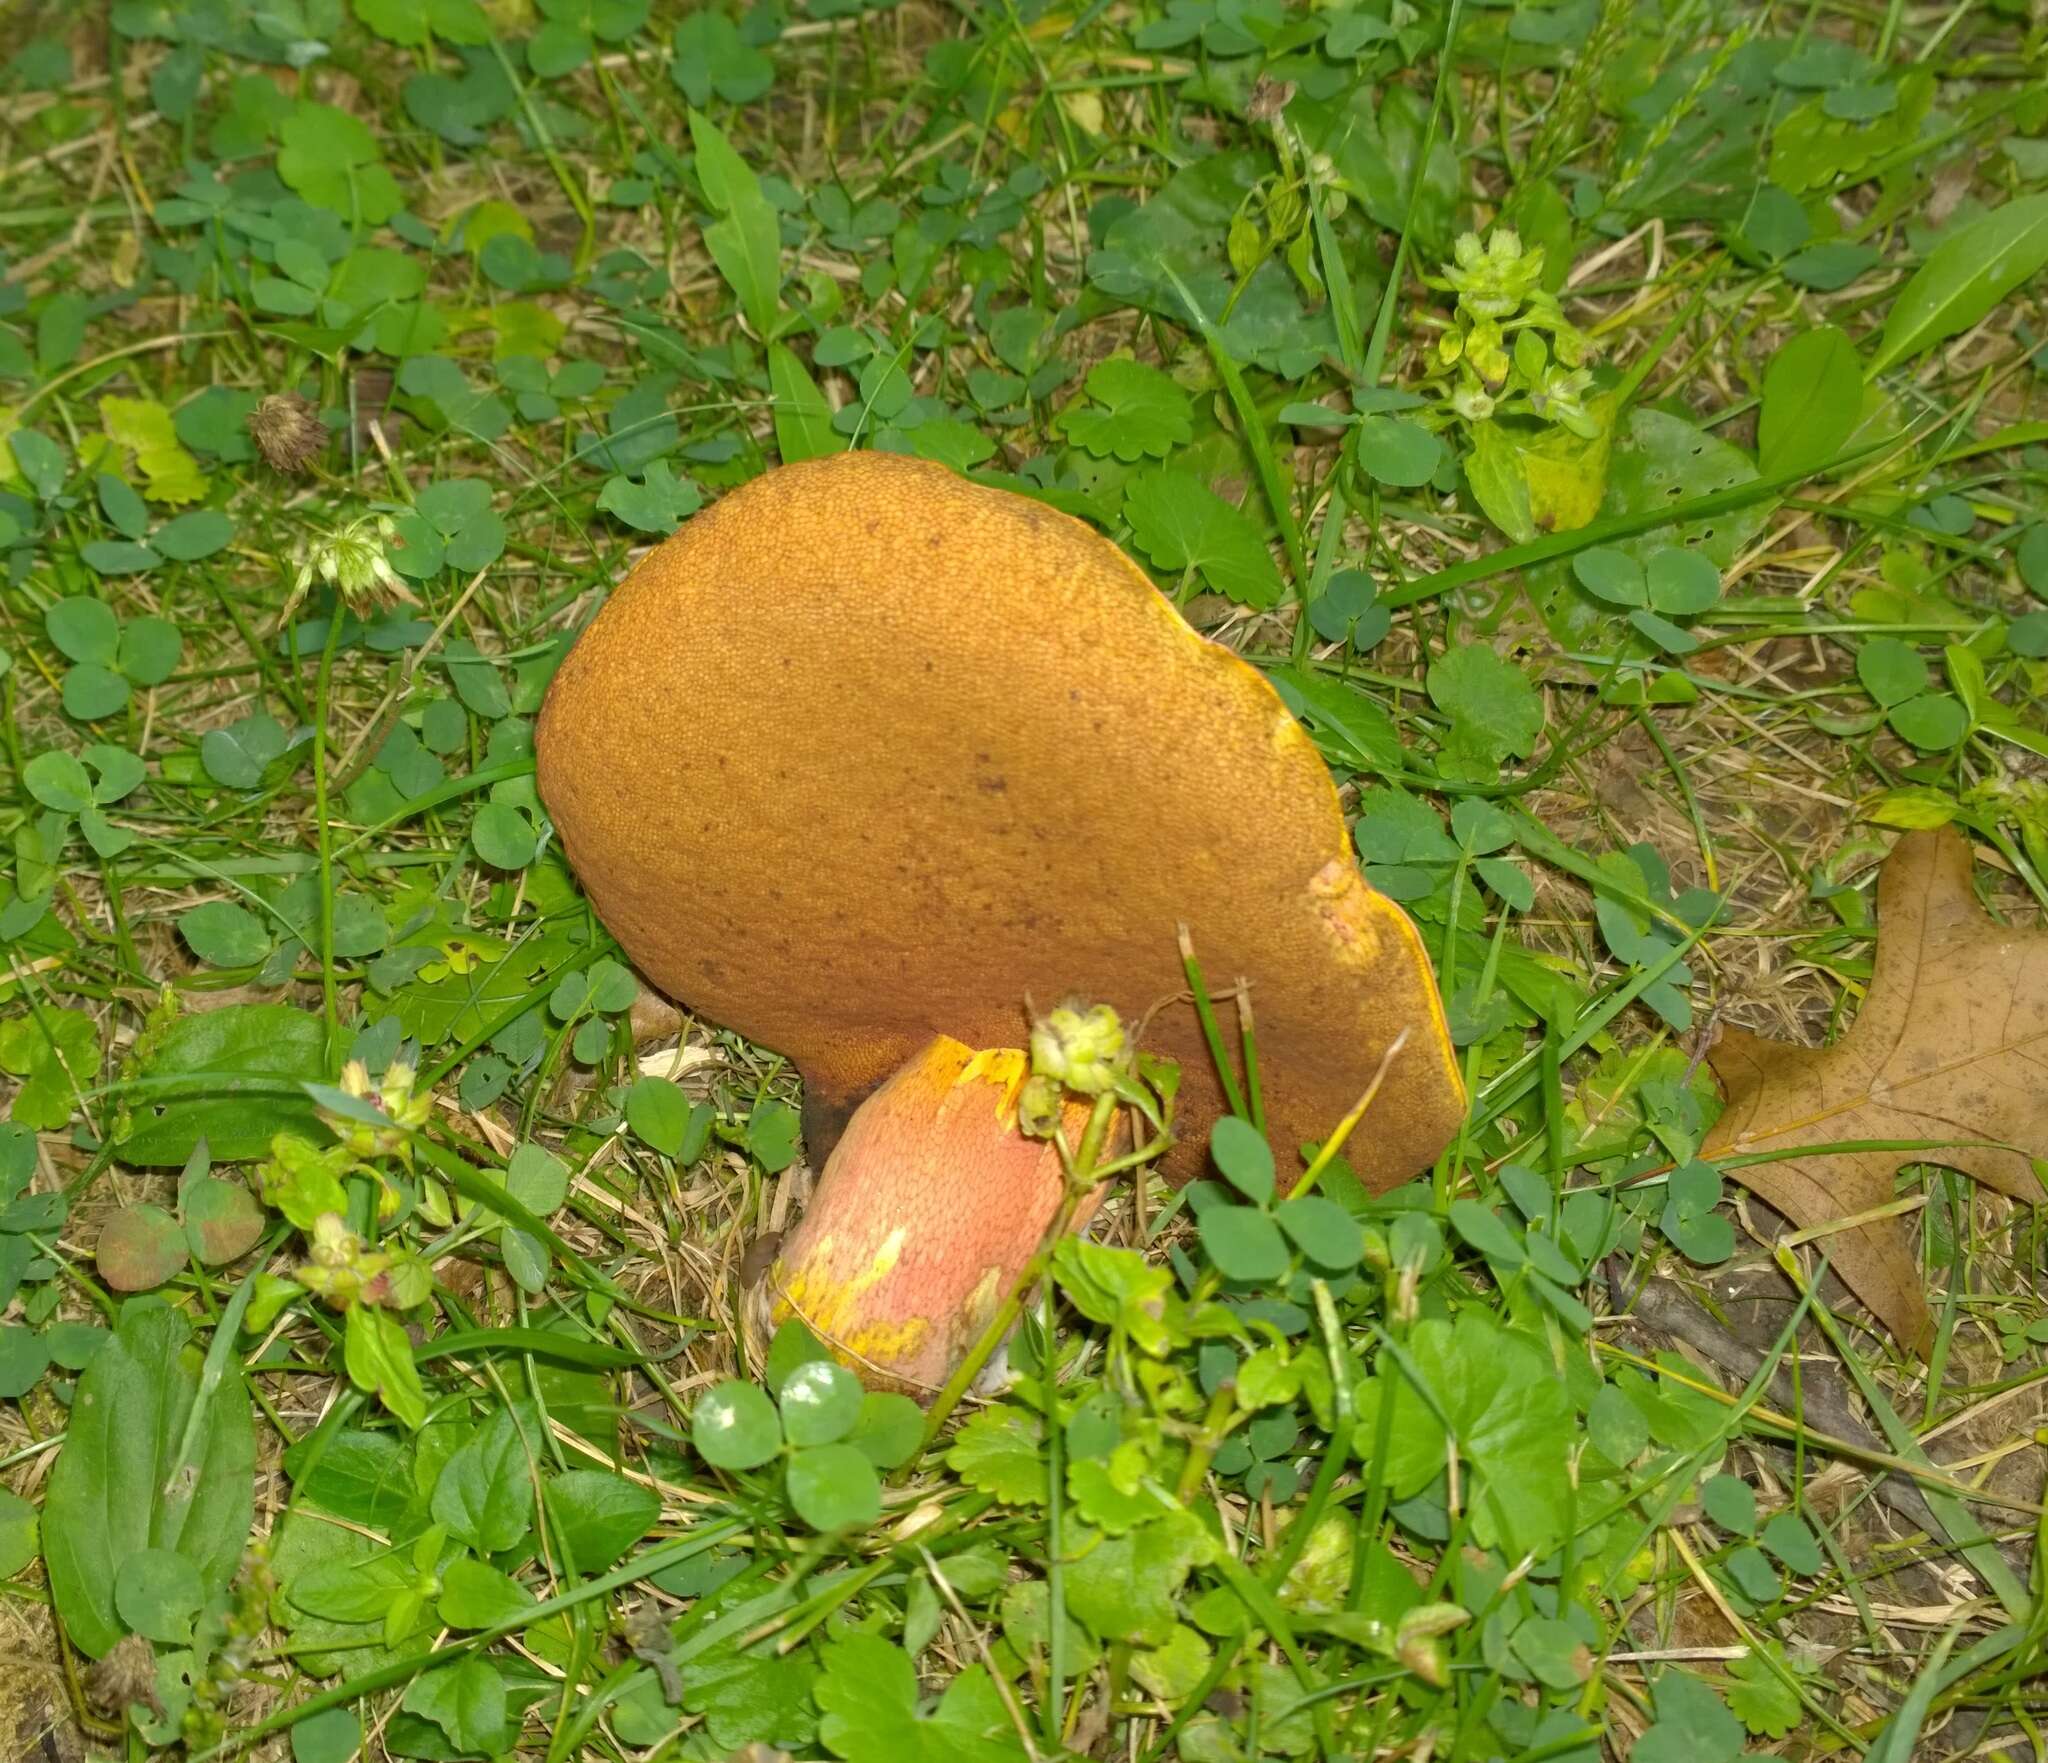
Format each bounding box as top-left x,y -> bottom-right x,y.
536,452 -> 1463,1394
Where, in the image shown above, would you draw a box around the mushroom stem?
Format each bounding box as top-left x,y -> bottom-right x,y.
756,1036 -> 1105,1398
917,1085 -> 1124,1447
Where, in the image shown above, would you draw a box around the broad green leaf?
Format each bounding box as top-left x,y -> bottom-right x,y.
816,1630 -> 1027,1763
1758,326 -> 1861,478
778,1359 -> 862,1447
438,1556 -> 532,1629
786,1442 -> 881,1531
1122,468 -> 1284,608
432,1405 -> 537,1546
43,1305 -> 254,1658
1058,358 -> 1193,462
345,1304 -> 429,1431
117,1003 -> 325,1165
543,1469 -> 659,1572
403,1657 -> 509,1756
769,343 -> 837,464
689,110 -> 781,338
1874,194 -> 2048,373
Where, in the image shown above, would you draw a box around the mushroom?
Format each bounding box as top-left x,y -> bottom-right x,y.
536,452 -> 1463,1394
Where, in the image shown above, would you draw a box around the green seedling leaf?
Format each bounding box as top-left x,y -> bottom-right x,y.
200,712 -> 290,789
403,1657 -> 509,1756
849,1392 -> 923,1470
182,1178 -> 264,1266
152,510 -> 234,561
24,751 -> 94,813
47,597 -> 120,665
290,1708 -> 363,1763
1427,642 -> 1544,763
597,458 -> 702,533
1646,548 -> 1721,615
1857,636 -> 1928,706
946,1404 -> 1046,1505
690,109 -> 782,338
179,901 -> 274,967
1702,1472 -> 1757,1535
438,1556 -> 533,1629
345,1305 -> 429,1431
432,1406 -> 536,1546
1888,692 -> 1968,750
118,617 -> 183,686
816,1629 -> 1026,1763
1353,415 -> 1442,487
472,801 -> 537,869
626,1076 -> 695,1158
1573,545 -> 1645,606
0,1328 -> 51,1399
0,1489 -> 39,1579
118,1003 -> 326,1165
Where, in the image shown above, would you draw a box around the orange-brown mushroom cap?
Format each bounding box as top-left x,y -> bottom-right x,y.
535,451 -> 1464,1188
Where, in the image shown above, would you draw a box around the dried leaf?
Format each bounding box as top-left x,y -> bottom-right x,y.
1705,826 -> 2048,1351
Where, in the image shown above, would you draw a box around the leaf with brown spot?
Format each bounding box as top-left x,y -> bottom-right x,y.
1704,826 -> 2048,1352
96,1205 -> 189,1292
181,1178 -> 264,1267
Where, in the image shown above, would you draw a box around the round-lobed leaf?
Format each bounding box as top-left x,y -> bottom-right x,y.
0,1488 -> 38,1579
786,1442 -> 881,1531
778,1357 -> 863,1447
182,1178 -> 265,1266
1276,1193 -> 1365,1270
1208,1115 -> 1275,1205
1352,416 -> 1442,488
291,1707 -> 363,1763
472,802 -> 536,869
46,596 -> 120,665
1572,546 -> 1646,607
1645,548 -> 1721,616
849,1391 -> 924,1470
1199,1204 -> 1290,1283
1888,692 -> 1969,751
692,1379 -> 781,1470
62,663 -> 130,721
97,1204 -> 189,1291
1856,637 -> 1928,708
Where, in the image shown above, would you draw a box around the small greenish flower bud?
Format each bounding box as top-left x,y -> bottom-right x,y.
1444,227 -> 1543,320
1017,1073 -> 1065,1139
287,510 -> 416,623
1266,179 -> 1305,240
1449,380 -> 1495,423
1226,211 -> 1264,280
1465,319 -> 1511,385
1029,1002 -> 1129,1096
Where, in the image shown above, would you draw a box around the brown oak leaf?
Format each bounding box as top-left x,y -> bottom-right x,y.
1704,824 -> 2048,1353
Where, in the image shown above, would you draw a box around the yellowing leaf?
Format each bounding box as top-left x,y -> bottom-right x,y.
99,396 -> 206,504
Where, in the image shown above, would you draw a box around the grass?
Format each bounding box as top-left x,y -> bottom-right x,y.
1,1 -> 2047,1760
